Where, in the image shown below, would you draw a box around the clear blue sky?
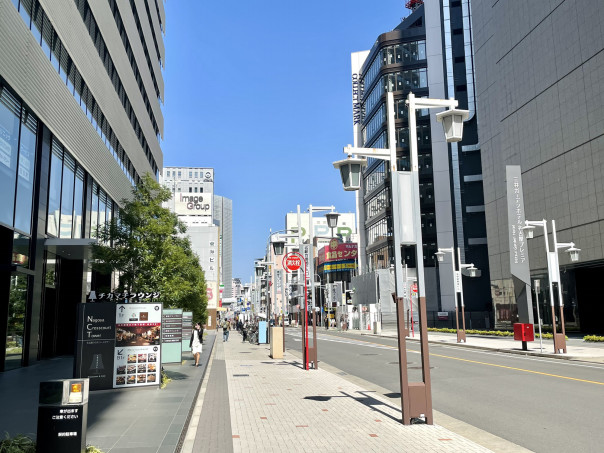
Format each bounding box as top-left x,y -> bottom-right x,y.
162,1 -> 411,283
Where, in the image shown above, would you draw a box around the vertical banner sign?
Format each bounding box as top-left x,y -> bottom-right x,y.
301,244 -> 311,284
113,303 -> 162,388
275,270 -> 283,314
161,309 -> 183,364
454,271 -> 462,293
182,311 -> 193,352
506,165 -> 534,324
351,50 -> 370,147
75,302 -> 116,391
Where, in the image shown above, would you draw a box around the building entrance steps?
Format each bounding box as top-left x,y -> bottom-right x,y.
182,329 -> 530,452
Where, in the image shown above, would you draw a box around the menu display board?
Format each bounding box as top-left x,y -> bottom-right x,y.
113,303 -> 162,388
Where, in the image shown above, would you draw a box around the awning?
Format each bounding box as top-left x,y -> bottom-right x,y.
216,307 -> 227,312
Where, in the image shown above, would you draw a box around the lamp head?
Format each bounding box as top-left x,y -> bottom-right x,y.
434,250 -> 445,262
325,212 -> 340,229
435,108 -> 469,142
467,266 -> 478,278
271,237 -> 285,256
333,155 -> 367,191
255,264 -> 264,278
567,246 -> 580,262
521,224 -> 535,239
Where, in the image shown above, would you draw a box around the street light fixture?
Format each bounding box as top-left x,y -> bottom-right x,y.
522,219 -> 579,354
435,247 -> 478,343
334,91 -> 468,425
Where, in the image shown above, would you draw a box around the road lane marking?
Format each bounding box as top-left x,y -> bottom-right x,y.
292,332 -> 604,386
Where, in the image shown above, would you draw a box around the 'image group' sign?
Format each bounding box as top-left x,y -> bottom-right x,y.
174,192 -> 212,215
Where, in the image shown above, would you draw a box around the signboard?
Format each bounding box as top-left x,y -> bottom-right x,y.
174,192 -> 212,216
182,311 -> 193,352
351,50 -> 370,147
161,308 -> 183,364
285,255 -> 302,271
329,282 -> 343,307
75,303 -> 116,391
506,165 -> 530,283
454,271 -> 462,293
437,311 -> 449,320
285,213 -> 357,245
113,303 -> 162,389
317,242 -> 358,265
37,405 -> 86,453
506,165 -> 534,324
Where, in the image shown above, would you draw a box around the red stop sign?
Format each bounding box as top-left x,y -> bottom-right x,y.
285,256 -> 302,271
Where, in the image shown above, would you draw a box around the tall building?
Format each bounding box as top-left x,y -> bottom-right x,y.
214,195 -> 233,299
472,0 -> 604,333
351,1 -> 491,321
0,0 -> 164,371
162,167 -> 233,327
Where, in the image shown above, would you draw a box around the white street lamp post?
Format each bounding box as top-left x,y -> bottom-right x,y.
523,219 -> 579,353
435,247 -> 478,342
534,279 -> 543,353
333,91 -> 468,425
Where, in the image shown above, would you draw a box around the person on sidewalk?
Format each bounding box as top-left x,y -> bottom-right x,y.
190,323 -> 203,367
222,319 -> 230,342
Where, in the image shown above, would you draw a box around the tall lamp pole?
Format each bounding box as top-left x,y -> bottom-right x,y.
522,219 -> 580,353
334,91 -> 468,425
435,247 -> 478,342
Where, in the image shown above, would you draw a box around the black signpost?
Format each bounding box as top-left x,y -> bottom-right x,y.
74,303 -> 116,391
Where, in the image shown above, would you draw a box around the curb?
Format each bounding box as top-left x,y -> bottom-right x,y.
357,332 -> 603,363
176,334 -> 217,453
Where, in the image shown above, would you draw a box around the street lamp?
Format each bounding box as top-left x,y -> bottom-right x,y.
522,219 -> 580,354
333,91 -> 468,425
435,247 -> 478,343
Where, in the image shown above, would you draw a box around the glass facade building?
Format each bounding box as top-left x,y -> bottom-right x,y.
0,0 -> 165,371
352,2 -> 491,321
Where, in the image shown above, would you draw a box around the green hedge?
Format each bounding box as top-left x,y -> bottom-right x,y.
583,335 -> 604,342
427,327 -> 558,339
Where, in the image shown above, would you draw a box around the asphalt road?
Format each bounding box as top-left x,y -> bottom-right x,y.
284,329 -> 604,453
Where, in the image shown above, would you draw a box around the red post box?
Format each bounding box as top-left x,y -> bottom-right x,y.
513,323 -> 534,342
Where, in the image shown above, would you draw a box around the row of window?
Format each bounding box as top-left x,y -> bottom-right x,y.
107,0 -> 161,102
47,138 -> 115,240
0,83 -> 116,240
363,162 -> 386,195
141,0 -> 163,67
124,0 -> 162,100
12,0 -> 141,185
362,99 -> 430,146
0,87 -> 36,234
365,188 -> 388,222
363,40 -> 427,90
367,218 -> 391,247
73,0 -> 161,144
364,68 -> 428,114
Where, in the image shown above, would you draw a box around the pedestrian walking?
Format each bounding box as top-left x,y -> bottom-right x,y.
222,319 -> 230,342
190,323 -> 203,367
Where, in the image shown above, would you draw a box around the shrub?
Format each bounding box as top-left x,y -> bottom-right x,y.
584,335 -> 604,342
0,433 -> 36,453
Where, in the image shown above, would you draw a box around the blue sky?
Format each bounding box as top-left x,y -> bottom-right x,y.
161,1 -> 411,282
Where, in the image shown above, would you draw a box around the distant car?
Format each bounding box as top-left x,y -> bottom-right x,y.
283,319 -> 290,326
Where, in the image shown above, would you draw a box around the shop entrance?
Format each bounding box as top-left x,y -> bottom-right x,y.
575,266 -> 604,335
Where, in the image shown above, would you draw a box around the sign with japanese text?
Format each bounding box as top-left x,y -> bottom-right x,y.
317,242 -> 358,265
506,166 -> 531,285
182,311 -> 193,352
162,308 -> 183,364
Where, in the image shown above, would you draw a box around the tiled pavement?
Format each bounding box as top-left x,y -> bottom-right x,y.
184,331 -> 501,453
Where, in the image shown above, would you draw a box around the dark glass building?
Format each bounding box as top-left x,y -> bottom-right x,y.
351,1 -> 491,324
0,0 -> 164,371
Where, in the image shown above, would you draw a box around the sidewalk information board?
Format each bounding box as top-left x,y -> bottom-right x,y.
113,303 -> 162,388
182,311 -> 193,352
162,308 -> 183,364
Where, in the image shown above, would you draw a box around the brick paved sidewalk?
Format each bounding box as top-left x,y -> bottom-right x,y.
187,330 -> 495,453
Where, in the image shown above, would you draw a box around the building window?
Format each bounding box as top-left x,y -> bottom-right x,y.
60,152 -> 76,238
178,171 -> 181,178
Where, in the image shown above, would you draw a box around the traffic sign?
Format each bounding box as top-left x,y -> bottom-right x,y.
411,282 -> 418,294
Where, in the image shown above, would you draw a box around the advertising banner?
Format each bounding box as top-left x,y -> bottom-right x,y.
317,240 -> 358,265
113,303 -> 162,389
75,303 -> 116,391
161,309 -> 183,364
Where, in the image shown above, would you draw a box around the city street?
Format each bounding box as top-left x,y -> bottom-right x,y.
285,330 -> 604,453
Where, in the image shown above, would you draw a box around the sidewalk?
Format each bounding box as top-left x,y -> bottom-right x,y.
182,330 -> 527,453
345,326 -> 604,363
0,333 -> 216,453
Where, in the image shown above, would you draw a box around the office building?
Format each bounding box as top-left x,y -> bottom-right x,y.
162,167 -> 233,327
472,0 -> 604,333
350,1 -> 491,323
0,0 -> 165,371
